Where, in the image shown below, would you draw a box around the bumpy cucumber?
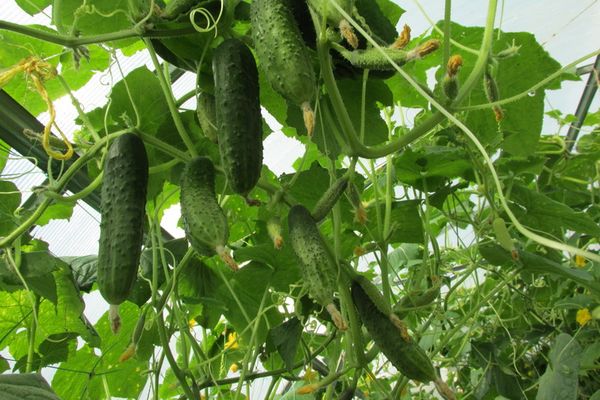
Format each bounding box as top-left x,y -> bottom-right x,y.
251,0 -> 316,135
97,133 -> 148,307
213,38 -> 263,195
351,280 -> 437,383
196,92 -> 218,143
180,157 -> 231,260
288,205 -> 346,330
311,175 -> 349,222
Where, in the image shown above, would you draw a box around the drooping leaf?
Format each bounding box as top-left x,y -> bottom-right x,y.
510,184 -> 600,237
0,373 -> 60,400
62,255 -> 98,292
35,201 -> 75,226
394,146 -> 473,191
536,333 -> 582,400
216,262 -> 283,345
0,252 -> 58,304
266,317 -> 303,371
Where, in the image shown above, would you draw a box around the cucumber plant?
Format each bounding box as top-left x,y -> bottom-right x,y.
0,1 -> 597,399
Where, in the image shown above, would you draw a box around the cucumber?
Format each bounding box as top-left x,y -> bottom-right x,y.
351,279 -> 437,383
251,0 -> 316,135
97,134 -> 148,305
288,205 -> 347,330
213,38 -> 263,195
97,133 -> 148,333
180,156 -> 238,270
311,175 -> 349,222
196,92 -> 218,143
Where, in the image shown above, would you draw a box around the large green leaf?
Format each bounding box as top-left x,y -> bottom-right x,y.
216,262 -> 283,345
107,66 -> 171,136
394,146 -> 473,191
510,184 -> 600,237
536,333 -> 582,400
0,251 -> 58,304
364,200 -> 424,244
15,0 -> 52,15
266,317 -> 303,372
0,373 -> 60,400
52,303 -> 146,400
52,0 -> 133,40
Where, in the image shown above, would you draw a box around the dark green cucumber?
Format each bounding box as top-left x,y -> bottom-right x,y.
288,205 -> 346,330
97,133 -> 148,307
351,280 -> 437,383
213,38 -> 263,195
251,0 -> 316,134
180,156 -> 229,257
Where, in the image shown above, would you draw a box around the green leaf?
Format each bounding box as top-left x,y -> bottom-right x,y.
0,180 -> 21,237
536,333 -> 582,400
0,252 -> 58,303
35,202 -> 75,226
364,200 -> 424,244
53,303 -> 146,399
0,373 -> 60,400
234,244 -> 300,293
52,0 -> 133,39
216,262 -> 283,345
266,317 -> 303,372
283,162 -> 331,212
37,265 -> 100,347
61,255 -> 97,292
15,0 -> 52,15
336,78 -> 392,146
479,242 -> 600,296
178,257 -> 221,304
108,66 -> 171,135
0,291 -> 31,350
394,146 -> 473,191
428,23 -> 569,152
510,184 -> 600,237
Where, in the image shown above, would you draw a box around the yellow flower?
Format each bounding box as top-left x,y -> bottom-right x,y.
576,308 -> 592,326
229,363 -> 239,373
296,383 -> 318,395
188,319 -> 197,329
302,366 -> 317,382
575,255 -> 587,268
224,332 -> 239,350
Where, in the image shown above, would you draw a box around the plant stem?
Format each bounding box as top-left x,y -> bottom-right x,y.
443,0 -> 452,68
0,19 -> 197,47
26,295 -> 40,373
144,38 -> 198,158
155,315 -> 197,399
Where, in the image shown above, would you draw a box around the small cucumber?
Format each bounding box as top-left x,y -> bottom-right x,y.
288,205 -> 347,330
351,280 -> 437,383
180,156 -> 237,270
311,175 -> 349,222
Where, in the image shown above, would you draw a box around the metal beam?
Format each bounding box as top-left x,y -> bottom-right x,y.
566,55 -> 600,152
0,89 -> 101,210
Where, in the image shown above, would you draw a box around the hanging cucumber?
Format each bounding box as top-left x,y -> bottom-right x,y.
196,92 -> 218,143
311,175 -> 349,222
288,205 -> 347,330
213,38 -> 263,196
97,133 -> 149,334
180,156 -> 238,270
351,280 -> 456,399
251,0 -> 316,136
